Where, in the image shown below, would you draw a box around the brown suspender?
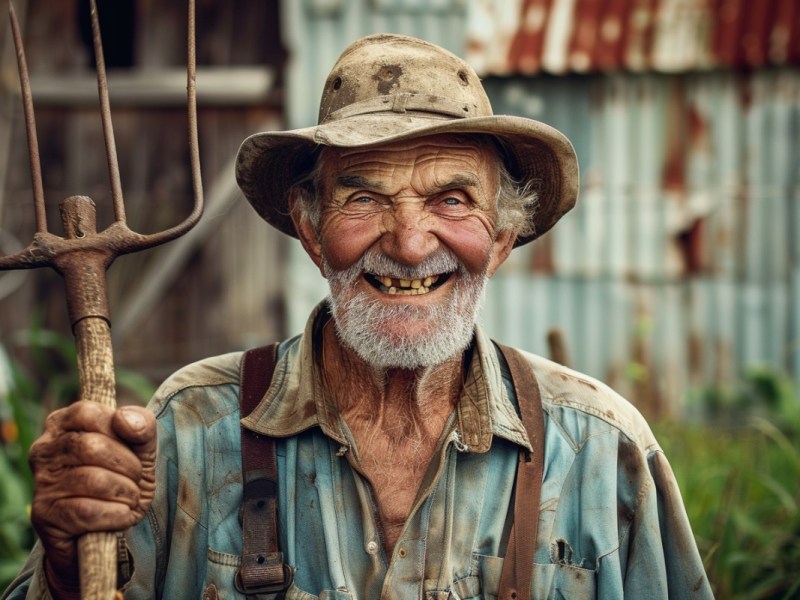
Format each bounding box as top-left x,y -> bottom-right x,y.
236,343 -> 291,597
496,343 -> 545,600
237,342 -> 544,599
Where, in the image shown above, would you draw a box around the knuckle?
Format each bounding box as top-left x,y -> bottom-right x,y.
71,500 -> 101,525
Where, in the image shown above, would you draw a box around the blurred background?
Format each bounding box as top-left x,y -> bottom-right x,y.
0,0 -> 798,597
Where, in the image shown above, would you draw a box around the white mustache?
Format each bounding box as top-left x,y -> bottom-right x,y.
356,248 -> 461,281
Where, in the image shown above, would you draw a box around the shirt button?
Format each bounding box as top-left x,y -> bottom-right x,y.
398,547 -> 407,558
366,541 -> 379,554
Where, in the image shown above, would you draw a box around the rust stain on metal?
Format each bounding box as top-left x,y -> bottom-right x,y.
468,0 -> 800,75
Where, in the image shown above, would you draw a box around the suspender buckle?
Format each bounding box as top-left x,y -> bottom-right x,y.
234,556 -> 293,596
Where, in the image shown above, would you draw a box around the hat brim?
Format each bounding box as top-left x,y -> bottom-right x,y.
235,112 -> 579,247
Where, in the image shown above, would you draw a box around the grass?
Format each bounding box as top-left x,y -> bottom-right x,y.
655,416 -> 800,599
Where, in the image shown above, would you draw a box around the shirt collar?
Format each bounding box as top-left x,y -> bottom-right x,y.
241,301 -> 531,452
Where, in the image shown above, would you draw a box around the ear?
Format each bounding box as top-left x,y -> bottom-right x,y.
486,228 -> 516,277
289,196 -> 325,275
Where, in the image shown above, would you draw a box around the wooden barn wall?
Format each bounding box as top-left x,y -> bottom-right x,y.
0,0 -> 287,387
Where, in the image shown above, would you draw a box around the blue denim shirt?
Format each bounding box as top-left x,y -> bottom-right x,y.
4,304 -> 713,599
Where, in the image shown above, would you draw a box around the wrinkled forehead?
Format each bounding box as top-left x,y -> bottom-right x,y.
315,133 -> 503,193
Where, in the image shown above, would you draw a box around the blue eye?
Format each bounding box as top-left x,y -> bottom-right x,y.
353,196 -> 373,204
443,197 -> 462,206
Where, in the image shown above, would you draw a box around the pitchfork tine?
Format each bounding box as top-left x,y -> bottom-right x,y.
135,0 -> 204,248
0,0 -> 203,272
89,0 -> 125,223
9,1 -> 47,234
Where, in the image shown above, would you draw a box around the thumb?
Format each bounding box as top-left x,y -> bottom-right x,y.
113,406 -> 156,445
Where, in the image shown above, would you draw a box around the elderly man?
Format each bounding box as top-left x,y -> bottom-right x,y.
4,34 -> 713,599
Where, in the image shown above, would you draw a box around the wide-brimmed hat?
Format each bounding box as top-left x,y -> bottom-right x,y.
235,33 -> 579,246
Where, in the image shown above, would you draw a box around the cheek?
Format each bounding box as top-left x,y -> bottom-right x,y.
434,216 -> 496,274
318,215 -> 382,271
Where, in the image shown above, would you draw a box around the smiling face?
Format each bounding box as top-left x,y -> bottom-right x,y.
292,134 -> 516,369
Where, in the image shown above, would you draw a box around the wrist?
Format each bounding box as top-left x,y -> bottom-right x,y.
43,557 -> 82,600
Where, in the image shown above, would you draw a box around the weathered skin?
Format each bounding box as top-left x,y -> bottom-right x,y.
28,403 -> 157,599
291,134 -> 515,553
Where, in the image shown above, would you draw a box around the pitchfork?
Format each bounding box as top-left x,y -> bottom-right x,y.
0,0 -> 203,597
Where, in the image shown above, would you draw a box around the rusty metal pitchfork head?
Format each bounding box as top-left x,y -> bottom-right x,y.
1,0 -> 203,597
1,0 -> 203,325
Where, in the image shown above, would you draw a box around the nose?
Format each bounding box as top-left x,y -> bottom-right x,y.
380,198 -> 439,265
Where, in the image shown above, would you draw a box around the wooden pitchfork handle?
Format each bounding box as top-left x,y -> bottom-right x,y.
1,1 -> 203,597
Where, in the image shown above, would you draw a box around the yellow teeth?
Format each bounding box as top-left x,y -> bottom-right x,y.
388,286 -> 430,295
373,273 -> 440,295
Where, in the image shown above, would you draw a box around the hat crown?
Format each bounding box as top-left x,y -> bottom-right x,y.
318,34 -> 493,125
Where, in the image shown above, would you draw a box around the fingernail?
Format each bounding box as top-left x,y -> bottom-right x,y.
120,407 -> 146,431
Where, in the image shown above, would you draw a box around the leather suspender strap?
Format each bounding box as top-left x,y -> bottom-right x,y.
496,343 -> 546,600
235,343 -> 292,597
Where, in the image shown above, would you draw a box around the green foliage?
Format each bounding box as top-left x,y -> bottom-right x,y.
656,369 -> 800,600
0,347 -> 40,590
0,324 -> 156,591
0,440 -> 34,587
689,366 -> 800,431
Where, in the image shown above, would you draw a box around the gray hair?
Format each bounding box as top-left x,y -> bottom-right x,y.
290,141 -> 538,240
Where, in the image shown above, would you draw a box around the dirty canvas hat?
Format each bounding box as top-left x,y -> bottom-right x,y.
235,33 -> 579,246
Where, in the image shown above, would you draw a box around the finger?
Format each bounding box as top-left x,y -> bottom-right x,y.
34,465 -> 144,510
44,401 -> 116,437
29,430 -> 144,481
36,496 -> 146,538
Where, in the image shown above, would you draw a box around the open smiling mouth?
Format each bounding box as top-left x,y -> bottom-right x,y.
364,272 -> 453,296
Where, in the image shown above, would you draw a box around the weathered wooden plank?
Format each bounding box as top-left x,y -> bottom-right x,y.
22,68 -> 276,107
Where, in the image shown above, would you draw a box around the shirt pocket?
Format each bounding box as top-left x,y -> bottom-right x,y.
446,553 -> 503,599
282,587 -> 353,600
455,554 -> 596,600
532,563 -> 596,599
204,548 -> 245,600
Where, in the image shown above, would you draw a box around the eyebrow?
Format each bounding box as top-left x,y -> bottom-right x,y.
334,174 -> 481,194
336,175 -> 382,190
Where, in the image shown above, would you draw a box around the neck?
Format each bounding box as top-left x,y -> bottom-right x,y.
321,321 -> 462,446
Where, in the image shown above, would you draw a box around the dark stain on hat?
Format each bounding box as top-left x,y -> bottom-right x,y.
373,64 -> 402,94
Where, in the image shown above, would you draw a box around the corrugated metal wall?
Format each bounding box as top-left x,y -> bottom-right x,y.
467,0 -> 800,74
282,0 -> 800,413
481,70 -> 800,414
281,0 -> 469,130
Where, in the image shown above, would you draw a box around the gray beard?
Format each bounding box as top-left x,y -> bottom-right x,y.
324,250 -> 488,370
